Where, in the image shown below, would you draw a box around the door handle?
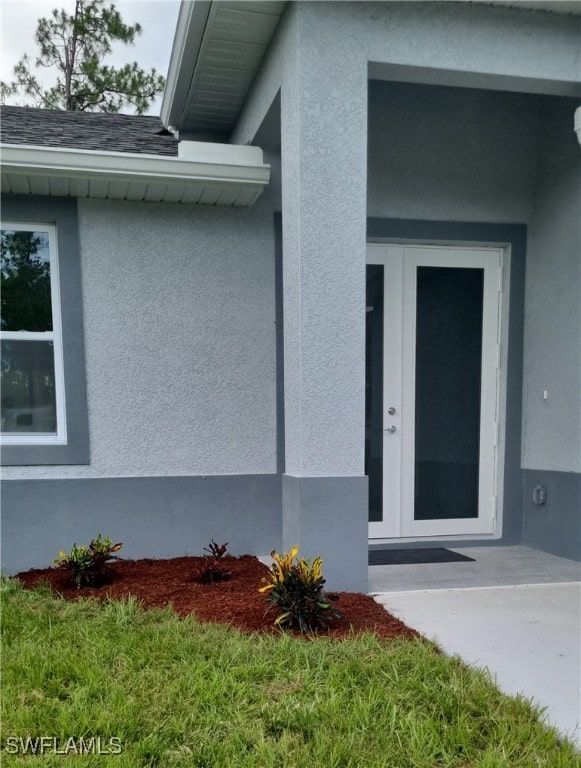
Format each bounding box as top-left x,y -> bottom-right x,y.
384,425 -> 397,433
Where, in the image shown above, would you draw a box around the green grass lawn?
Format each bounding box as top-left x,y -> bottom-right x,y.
2,577 -> 579,767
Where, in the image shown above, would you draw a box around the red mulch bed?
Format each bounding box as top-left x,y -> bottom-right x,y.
15,555 -> 417,641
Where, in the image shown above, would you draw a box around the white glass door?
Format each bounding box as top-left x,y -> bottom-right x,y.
366,244 -> 501,539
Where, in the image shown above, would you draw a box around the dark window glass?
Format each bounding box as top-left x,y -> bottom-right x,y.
366,264 -> 384,523
1,230 -> 53,332
1,340 -> 57,434
414,266 -> 483,520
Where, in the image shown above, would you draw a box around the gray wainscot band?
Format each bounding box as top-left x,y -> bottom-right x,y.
1,474 -> 282,574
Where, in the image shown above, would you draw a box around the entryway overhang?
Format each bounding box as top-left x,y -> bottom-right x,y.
0,142 -> 270,206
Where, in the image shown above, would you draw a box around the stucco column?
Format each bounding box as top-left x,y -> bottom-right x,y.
280,5 -> 368,591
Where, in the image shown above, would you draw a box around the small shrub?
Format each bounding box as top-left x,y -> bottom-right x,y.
88,534 -> 123,570
203,539 -> 228,560
54,534 -> 122,588
54,543 -> 94,588
195,540 -> 232,584
259,546 -> 341,633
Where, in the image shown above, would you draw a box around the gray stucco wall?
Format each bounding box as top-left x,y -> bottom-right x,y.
359,2 -> 581,96
280,4 -> 367,477
522,100 -> 581,474
522,470 -> 581,561
233,1 -> 580,149
2,474 -> 282,573
3,192 -> 278,480
367,81 -> 539,223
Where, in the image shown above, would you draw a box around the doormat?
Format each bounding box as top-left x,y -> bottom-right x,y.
369,548 -> 475,566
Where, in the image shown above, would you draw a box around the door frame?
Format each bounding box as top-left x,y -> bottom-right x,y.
367,242 -> 504,540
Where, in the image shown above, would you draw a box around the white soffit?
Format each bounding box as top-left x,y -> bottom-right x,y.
162,1 -> 286,137
0,142 -> 270,206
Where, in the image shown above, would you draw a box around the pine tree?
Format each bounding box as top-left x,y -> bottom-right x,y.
0,0 -> 165,113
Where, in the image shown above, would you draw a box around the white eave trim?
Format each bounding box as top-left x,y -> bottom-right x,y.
161,0 -> 212,130
1,142 -> 270,207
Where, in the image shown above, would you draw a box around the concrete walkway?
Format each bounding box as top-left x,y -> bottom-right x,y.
371,548 -> 581,747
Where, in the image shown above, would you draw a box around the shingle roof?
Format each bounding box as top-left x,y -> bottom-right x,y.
0,106 -> 178,156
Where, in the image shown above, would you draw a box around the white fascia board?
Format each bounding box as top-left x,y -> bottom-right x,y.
177,140 -> 264,165
161,0 -> 213,130
1,142 -> 270,188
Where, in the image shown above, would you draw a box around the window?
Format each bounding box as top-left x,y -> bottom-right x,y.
1,196 -> 88,465
1,223 -> 66,444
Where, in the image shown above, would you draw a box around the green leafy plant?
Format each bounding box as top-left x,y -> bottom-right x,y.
259,546 -> 341,633
196,540 -> 232,584
88,534 -> 123,571
54,534 -> 122,588
53,543 -> 94,588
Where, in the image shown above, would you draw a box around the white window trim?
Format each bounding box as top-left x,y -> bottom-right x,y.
1,221 -> 67,445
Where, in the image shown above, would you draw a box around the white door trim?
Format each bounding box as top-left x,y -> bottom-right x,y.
368,245 -> 403,539
367,243 -> 503,539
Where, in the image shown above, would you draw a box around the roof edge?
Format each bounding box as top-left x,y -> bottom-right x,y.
161,0 -> 213,131
1,142 -> 269,181
1,142 -> 270,206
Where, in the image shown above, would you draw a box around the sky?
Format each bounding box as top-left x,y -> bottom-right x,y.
0,0 -> 181,115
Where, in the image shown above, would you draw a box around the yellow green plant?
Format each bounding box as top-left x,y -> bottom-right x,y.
259,546 -> 341,632
54,534 -> 122,588
53,543 -> 93,588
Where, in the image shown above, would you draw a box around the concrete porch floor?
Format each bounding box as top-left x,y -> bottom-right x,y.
371,547 -> 581,747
